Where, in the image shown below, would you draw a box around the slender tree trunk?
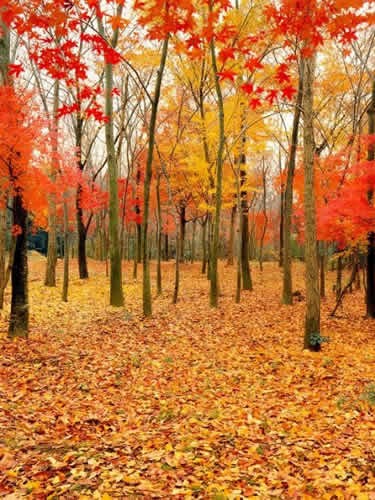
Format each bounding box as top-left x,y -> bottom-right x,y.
135,168 -> 142,263
331,251 -> 358,317
302,55 -> 320,351
366,79 -> 375,317
239,134 -> 252,289
179,205 -> 186,262
164,232 -> 169,261
207,214 -> 212,280
0,204 -> 7,308
97,9 -> 124,306
191,219 -> 196,263
241,214 -> 252,289
336,255 -> 343,302
45,79 -> 59,287
9,193 -> 28,338
142,35 -> 169,316
319,242 -> 326,299
0,16 -> 10,308
104,61 -> 124,306
201,217 -> 207,274
279,187 -> 284,267
62,199 -> 69,302
283,60 -> 304,304
209,22 -> 225,307
259,159 -> 268,272
156,172 -> 162,295
227,205 -> 235,265
173,228 -> 180,304
235,163 -> 242,303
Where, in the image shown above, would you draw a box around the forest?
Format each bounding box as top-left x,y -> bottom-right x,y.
0,0 -> 374,497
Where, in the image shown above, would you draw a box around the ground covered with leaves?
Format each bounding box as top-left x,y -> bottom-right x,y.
0,257 -> 374,499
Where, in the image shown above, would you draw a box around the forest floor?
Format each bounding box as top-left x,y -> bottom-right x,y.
0,256 -> 374,499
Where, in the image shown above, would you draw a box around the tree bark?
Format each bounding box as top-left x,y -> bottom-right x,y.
302,55 -> 320,351
142,35 -> 169,316
282,60 -> 304,304
240,137 -> 252,290
156,172 -> 162,295
62,199 -> 69,302
319,242 -> 326,299
104,61 -> 124,306
45,79 -> 59,287
173,228 -> 180,304
201,216 -> 207,274
366,79 -> 375,317
279,187 -> 284,267
179,204 -> 186,262
8,193 -> 28,338
227,205 -> 235,265
209,16 -> 225,307
259,161 -> 268,272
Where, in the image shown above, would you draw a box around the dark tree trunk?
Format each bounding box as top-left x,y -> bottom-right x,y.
62,200 -> 69,302
336,255 -> 343,302
366,79 -> 375,317
191,219 -> 196,263
240,149 -> 252,290
164,233 -> 169,261
173,230 -> 180,304
241,212 -> 252,290
179,205 -> 186,262
227,205 -> 236,265
76,201 -> 88,279
8,193 -> 28,338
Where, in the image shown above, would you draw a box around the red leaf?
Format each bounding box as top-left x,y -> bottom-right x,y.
249,97 -> 262,109
8,63 -> 23,77
217,69 -> 237,82
281,85 -> 297,100
241,82 -> 254,94
218,47 -> 236,63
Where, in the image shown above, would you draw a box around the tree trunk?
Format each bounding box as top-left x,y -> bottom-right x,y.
336,255 -> 343,302
209,10 -> 225,307
0,204 -> 7,308
104,61 -> 124,307
241,213 -> 252,289
302,55 -> 320,351
62,199 -> 69,302
366,79 -> 375,317
164,232 -> 169,261
173,229 -> 180,304
319,242 -> 326,299
279,187 -> 284,267
259,159 -> 268,272
45,79 -> 59,287
9,193 -> 28,338
142,35 -> 169,317
201,217 -> 207,274
239,139 -> 252,289
191,219 -> 196,263
179,205 -> 186,262
156,172 -> 162,295
227,205 -> 235,265
0,14 -> 10,308
283,60 -> 304,304
0,235 -> 15,310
